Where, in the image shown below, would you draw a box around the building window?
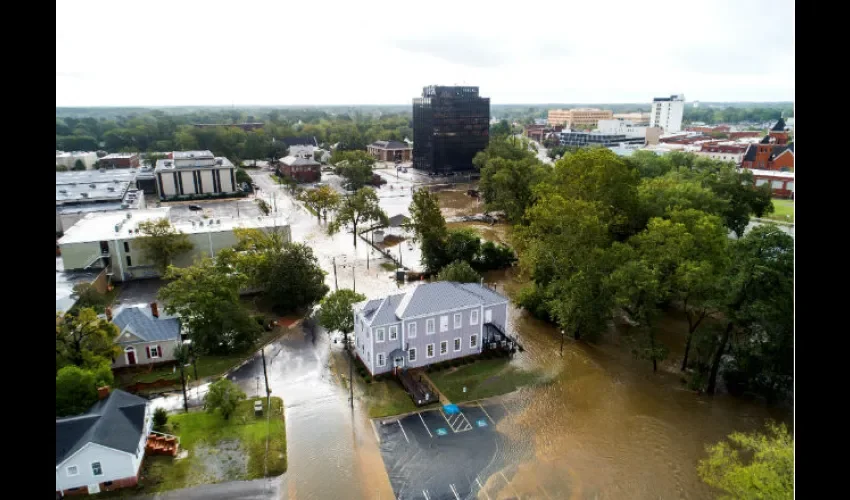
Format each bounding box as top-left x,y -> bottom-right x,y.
453,313 -> 462,329
409,348 -> 417,362
454,338 -> 461,352
771,180 -> 784,189
148,345 -> 160,359
389,325 -> 398,341
426,318 -> 435,335
427,344 -> 435,358
470,309 -> 479,325
124,242 -> 130,252
408,322 -> 417,338
440,315 -> 449,332
377,353 -> 385,367
376,328 -> 385,342
440,341 -> 448,355
126,256 -> 132,267
786,182 -> 794,191
66,465 -> 78,477
470,335 -> 478,349
755,179 -> 768,186
92,462 -> 103,476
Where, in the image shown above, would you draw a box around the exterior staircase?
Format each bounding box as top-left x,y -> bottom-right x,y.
145,431 -> 180,456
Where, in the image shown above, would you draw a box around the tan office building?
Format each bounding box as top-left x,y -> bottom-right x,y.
547,108 -> 614,129
613,112 -> 651,125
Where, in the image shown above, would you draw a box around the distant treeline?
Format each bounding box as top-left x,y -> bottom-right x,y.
683,105 -> 793,125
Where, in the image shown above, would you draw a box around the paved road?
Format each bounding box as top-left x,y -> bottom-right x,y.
140,477 -> 281,499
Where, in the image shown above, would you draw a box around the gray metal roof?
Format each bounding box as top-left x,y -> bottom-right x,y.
358,299 -> 384,322
113,307 -> 181,343
56,389 -> 148,465
370,293 -> 405,326
395,282 -> 508,319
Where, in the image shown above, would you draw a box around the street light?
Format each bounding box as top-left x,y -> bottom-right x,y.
560,329 -> 565,357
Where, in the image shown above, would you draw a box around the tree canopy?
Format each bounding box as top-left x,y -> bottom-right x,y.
436,260 -> 482,284
204,379 -> 246,420
56,308 -> 120,372
135,218 -> 194,273
318,289 -> 366,343
328,188 -> 388,248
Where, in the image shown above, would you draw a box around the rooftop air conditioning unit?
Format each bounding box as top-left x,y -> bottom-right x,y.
216,219 -> 221,224
89,183 -> 96,188
80,193 -> 89,198
59,189 -> 67,194
107,187 -> 115,191
114,224 -> 120,232
126,213 -> 132,219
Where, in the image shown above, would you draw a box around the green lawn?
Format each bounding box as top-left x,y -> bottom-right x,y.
429,358 -> 542,402
127,397 -> 286,496
765,199 -> 794,223
362,378 -> 425,418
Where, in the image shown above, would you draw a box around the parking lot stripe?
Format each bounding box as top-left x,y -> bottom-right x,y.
476,477 -> 492,500
499,472 -> 521,499
397,420 -> 410,443
418,413 -> 433,438
422,490 -> 430,500
477,402 -> 496,425
449,484 -> 460,500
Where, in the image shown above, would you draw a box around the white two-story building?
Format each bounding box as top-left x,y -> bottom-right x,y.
154,150 -> 237,200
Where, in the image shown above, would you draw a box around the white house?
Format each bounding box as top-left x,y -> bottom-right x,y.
111,304 -> 182,368
56,389 -> 153,496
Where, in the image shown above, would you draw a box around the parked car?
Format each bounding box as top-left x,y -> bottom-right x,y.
188,204 -> 202,211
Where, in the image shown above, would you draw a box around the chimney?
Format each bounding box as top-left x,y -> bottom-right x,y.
150,302 -> 159,318
105,307 -> 113,321
97,386 -> 110,400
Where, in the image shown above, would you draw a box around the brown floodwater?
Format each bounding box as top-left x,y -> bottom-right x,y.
472,267 -> 792,499
435,188 -> 482,218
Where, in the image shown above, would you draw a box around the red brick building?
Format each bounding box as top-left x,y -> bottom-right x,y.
686,125 -> 731,134
745,168 -> 794,199
99,153 -> 140,169
367,141 -> 412,162
729,131 -> 762,140
740,119 -> 794,171
278,155 -> 321,183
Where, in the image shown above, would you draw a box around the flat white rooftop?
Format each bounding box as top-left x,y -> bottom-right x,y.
58,207 -> 289,245
744,169 -> 794,179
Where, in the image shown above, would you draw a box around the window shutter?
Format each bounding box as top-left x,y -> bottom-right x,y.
156,345 -> 161,357
146,346 -> 151,358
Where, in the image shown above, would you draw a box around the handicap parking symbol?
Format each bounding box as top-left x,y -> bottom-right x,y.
476,419 -> 488,428
436,428 -> 448,436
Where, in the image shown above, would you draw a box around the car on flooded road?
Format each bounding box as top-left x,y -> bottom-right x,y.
188,204 -> 202,211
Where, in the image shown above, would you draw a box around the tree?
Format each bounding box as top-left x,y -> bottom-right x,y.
408,189 -> 448,272
436,260 -> 481,283
56,164 -> 68,172
328,188 -> 388,248
55,363 -> 114,417
697,421 -> 793,499
705,225 -> 794,394
331,150 -> 375,190
479,156 -> 549,223
444,229 -> 481,266
235,168 -> 251,185
56,308 -> 120,371
159,257 -> 262,355
255,198 -> 271,215
253,242 -> 329,314
318,289 -> 366,344
204,379 -> 246,420
173,343 -> 190,412
490,119 -> 512,138
70,283 -> 111,314
299,185 -> 341,223
135,218 -> 194,274
72,159 -> 87,170
153,408 -> 169,431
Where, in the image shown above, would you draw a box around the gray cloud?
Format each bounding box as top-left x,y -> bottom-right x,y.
393,33 -> 513,68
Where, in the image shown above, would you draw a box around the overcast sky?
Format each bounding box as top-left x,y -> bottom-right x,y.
56,0 -> 794,107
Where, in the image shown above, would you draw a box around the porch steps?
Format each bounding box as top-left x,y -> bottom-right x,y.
145,433 -> 179,456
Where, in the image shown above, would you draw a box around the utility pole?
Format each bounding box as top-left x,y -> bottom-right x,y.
399,244 -> 403,268
352,263 -> 356,293
261,347 -> 270,396
333,257 -> 338,292
348,348 -> 354,409
560,330 -> 565,357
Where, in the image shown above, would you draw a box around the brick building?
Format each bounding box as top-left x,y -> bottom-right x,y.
740,119 -> 794,171
547,108 -> 614,129
367,140 -> 412,162
99,153 -> 140,169
746,168 -> 794,199
278,155 -> 321,183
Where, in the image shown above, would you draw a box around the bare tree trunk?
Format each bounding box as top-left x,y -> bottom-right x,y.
180,365 -> 188,413
681,330 -> 694,372
352,222 -> 358,247
706,322 -> 733,394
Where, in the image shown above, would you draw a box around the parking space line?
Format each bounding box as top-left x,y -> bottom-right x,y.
397,420 -> 410,443
499,472 -> 521,499
477,402 -> 496,425
449,484 -> 460,500
476,477 -> 492,500
539,483 -> 554,500
418,413 -> 433,438
422,490 -> 430,500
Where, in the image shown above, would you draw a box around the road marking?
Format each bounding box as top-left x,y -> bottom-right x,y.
499,472 -> 521,498
397,420 -> 410,443
436,428 -> 448,436
476,477 -> 492,500
449,484 -> 460,500
418,413 -> 433,438
539,483 -> 554,500
422,490 -> 430,500
477,402 -> 496,425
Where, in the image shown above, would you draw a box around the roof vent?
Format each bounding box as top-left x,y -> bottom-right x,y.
114,224 -> 120,232
128,229 -> 133,234
191,221 -> 196,227
80,192 -> 89,198
126,213 -> 132,219
216,219 -> 221,225
59,189 -> 67,194
89,183 -> 97,188
107,186 -> 115,192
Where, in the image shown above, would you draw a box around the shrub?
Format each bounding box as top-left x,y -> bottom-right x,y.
515,283 -> 553,321
364,376 -> 372,384
254,315 -> 265,326
153,408 -> 168,431
474,241 -> 517,271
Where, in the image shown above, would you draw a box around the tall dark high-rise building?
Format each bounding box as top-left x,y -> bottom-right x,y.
412,85 -> 490,173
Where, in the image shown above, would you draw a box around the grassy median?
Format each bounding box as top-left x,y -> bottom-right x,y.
429,358 -> 541,402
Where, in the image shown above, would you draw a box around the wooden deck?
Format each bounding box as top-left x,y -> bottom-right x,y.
145,431 -> 180,456
396,368 -> 440,406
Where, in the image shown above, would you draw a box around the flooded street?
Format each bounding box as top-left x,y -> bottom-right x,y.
151,171 -> 790,499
